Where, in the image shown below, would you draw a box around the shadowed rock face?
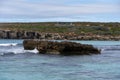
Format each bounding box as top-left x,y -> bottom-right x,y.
23,40 -> 37,50
0,30 -> 120,40
23,40 -> 100,55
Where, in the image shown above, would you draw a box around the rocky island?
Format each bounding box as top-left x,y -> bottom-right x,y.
23,40 -> 100,55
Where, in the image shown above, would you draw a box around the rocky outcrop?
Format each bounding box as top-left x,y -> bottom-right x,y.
23,40 -> 100,55
0,30 -> 120,40
0,30 -> 40,39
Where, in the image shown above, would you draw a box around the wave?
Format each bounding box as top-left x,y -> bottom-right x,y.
23,48 -> 39,54
0,48 -> 39,56
0,43 -> 19,46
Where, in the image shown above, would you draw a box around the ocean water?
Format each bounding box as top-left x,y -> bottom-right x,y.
0,39 -> 120,80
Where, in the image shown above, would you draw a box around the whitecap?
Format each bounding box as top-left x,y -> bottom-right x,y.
0,43 -> 18,46
23,48 -> 39,54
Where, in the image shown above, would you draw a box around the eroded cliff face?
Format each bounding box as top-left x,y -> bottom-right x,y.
0,30 -> 41,39
0,30 -> 120,40
0,30 -> 66,39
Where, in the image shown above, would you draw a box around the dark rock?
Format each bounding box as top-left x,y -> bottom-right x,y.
23,40 -> 100,55
23,40 -> 36,50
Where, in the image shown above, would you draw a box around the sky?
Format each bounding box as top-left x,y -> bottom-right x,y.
0,0 -> 120,22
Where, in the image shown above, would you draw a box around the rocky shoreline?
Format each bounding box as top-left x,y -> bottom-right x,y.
0,30 -> 120,40
23,40 -> 100,55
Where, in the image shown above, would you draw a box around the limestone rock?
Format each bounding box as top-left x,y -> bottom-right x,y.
23,40 -> 100,55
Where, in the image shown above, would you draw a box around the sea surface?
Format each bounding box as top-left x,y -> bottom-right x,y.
0,39 -> 120,80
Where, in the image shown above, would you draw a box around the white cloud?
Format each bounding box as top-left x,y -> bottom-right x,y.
0,0 -> 119,19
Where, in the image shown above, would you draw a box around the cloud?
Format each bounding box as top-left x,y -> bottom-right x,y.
0,0 -> 120,22
0,0 -> 119,19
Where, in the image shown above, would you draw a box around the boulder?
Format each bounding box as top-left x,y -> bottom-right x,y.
23,40 -> 100,55
23,40 -> 36,50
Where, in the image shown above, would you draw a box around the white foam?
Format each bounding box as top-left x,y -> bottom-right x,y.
0,43 -> 18,46
10,48 -> 39,54
0,48 -> 39,56
23,48 -> 39,54
12,48 -> 24,54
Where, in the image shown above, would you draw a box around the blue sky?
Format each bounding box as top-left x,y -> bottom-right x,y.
0,0 -> 120,22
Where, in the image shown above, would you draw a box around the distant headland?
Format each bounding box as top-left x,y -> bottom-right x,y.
0,22 -> 120,40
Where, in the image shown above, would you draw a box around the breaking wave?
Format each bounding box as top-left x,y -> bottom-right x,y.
0,43 -> 20,46
0,42 -> 39,56
0,48 -> 39,56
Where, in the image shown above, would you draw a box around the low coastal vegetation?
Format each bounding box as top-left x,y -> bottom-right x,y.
0,22 -> 120,40
0,22 -> 120,35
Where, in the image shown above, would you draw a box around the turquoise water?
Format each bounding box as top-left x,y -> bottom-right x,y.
54,40 -> 120,45
0,40 -> 120,80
